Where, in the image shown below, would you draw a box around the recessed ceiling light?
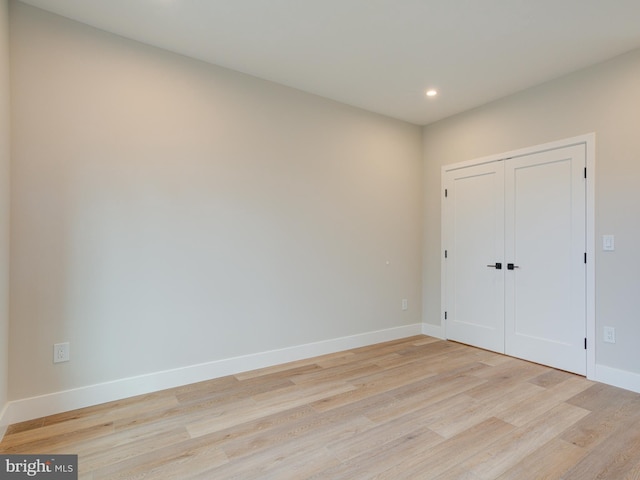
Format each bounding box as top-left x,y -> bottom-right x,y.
426,89 -> 438,97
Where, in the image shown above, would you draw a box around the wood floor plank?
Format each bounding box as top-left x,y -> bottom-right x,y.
528,368 -> 576,388
562,416 -> 640,480
427,384 -> 542,438
185,381 -> 356,438
561,389 -> 640,450
622,460 -> 640,480
461,402 -> 591,479
566,381 -> 640,411
325,398 -> 449,462
190,433 -> 343,479
309,425 -> 444,479
308,360 -> 439,413
2,335 -> 640,480
100,404 -> 316,479
220,407 -> 373,461
378,417 -> 514,479
362,371 -> 487,425
290,361 -> 381,386
77,427 -> 191,473
90,435 -> 229,480
495,375 -> 593,427
494,437 -> 586,480
432,464 -> 485,480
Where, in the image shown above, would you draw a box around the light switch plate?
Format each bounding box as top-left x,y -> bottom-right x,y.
603,235 -> 615,251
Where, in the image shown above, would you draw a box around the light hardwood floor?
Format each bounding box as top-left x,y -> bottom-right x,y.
2,335 -> 640,479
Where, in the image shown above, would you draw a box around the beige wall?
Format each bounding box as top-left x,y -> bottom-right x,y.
0,0 -> 10,423
9,3 -> 423,400
423,48 -> 640,374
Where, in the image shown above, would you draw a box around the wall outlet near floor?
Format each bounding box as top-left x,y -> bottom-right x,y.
603,327 -> 616,344
401,299 -> 408,311
54,342 -> 70,363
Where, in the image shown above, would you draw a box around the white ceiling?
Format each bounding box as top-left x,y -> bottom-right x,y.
18,0 -> 640,125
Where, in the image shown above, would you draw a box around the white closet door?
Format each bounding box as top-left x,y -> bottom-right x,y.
504,145 -> 586,374
444,162 -> 505,353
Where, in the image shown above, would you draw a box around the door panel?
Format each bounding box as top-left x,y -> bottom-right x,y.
504,145 -> 586,374
444,162 -> 504,353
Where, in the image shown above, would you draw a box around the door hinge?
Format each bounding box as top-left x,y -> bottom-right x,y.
584,338 -> 587,349
444,311 -> 448,320
444,250 -> 448,259
444,188 -> 448,198
584,252 -> 587,264
584,167 -> 587,179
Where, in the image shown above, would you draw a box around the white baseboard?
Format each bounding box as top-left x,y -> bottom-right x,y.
422,322 -> 444,339
3,323 -> 423,426
593,364 -> 640,394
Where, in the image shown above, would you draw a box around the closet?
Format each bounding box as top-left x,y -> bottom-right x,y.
442,143 -> 587,374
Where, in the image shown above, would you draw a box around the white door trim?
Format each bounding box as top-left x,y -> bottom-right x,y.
441,133 -> 596,379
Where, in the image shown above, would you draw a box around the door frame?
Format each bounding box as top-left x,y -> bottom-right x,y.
441,133 -> 596,379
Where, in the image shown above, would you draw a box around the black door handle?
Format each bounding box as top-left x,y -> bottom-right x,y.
507,263 -> 520,270
487,262 -> 502,270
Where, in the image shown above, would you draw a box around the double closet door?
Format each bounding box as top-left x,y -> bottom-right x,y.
443,144 -> 586,375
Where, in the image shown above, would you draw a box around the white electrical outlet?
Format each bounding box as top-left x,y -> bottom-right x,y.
401,299 -> 408,311
603,327 -> 616,344
53,342 -> 70,363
